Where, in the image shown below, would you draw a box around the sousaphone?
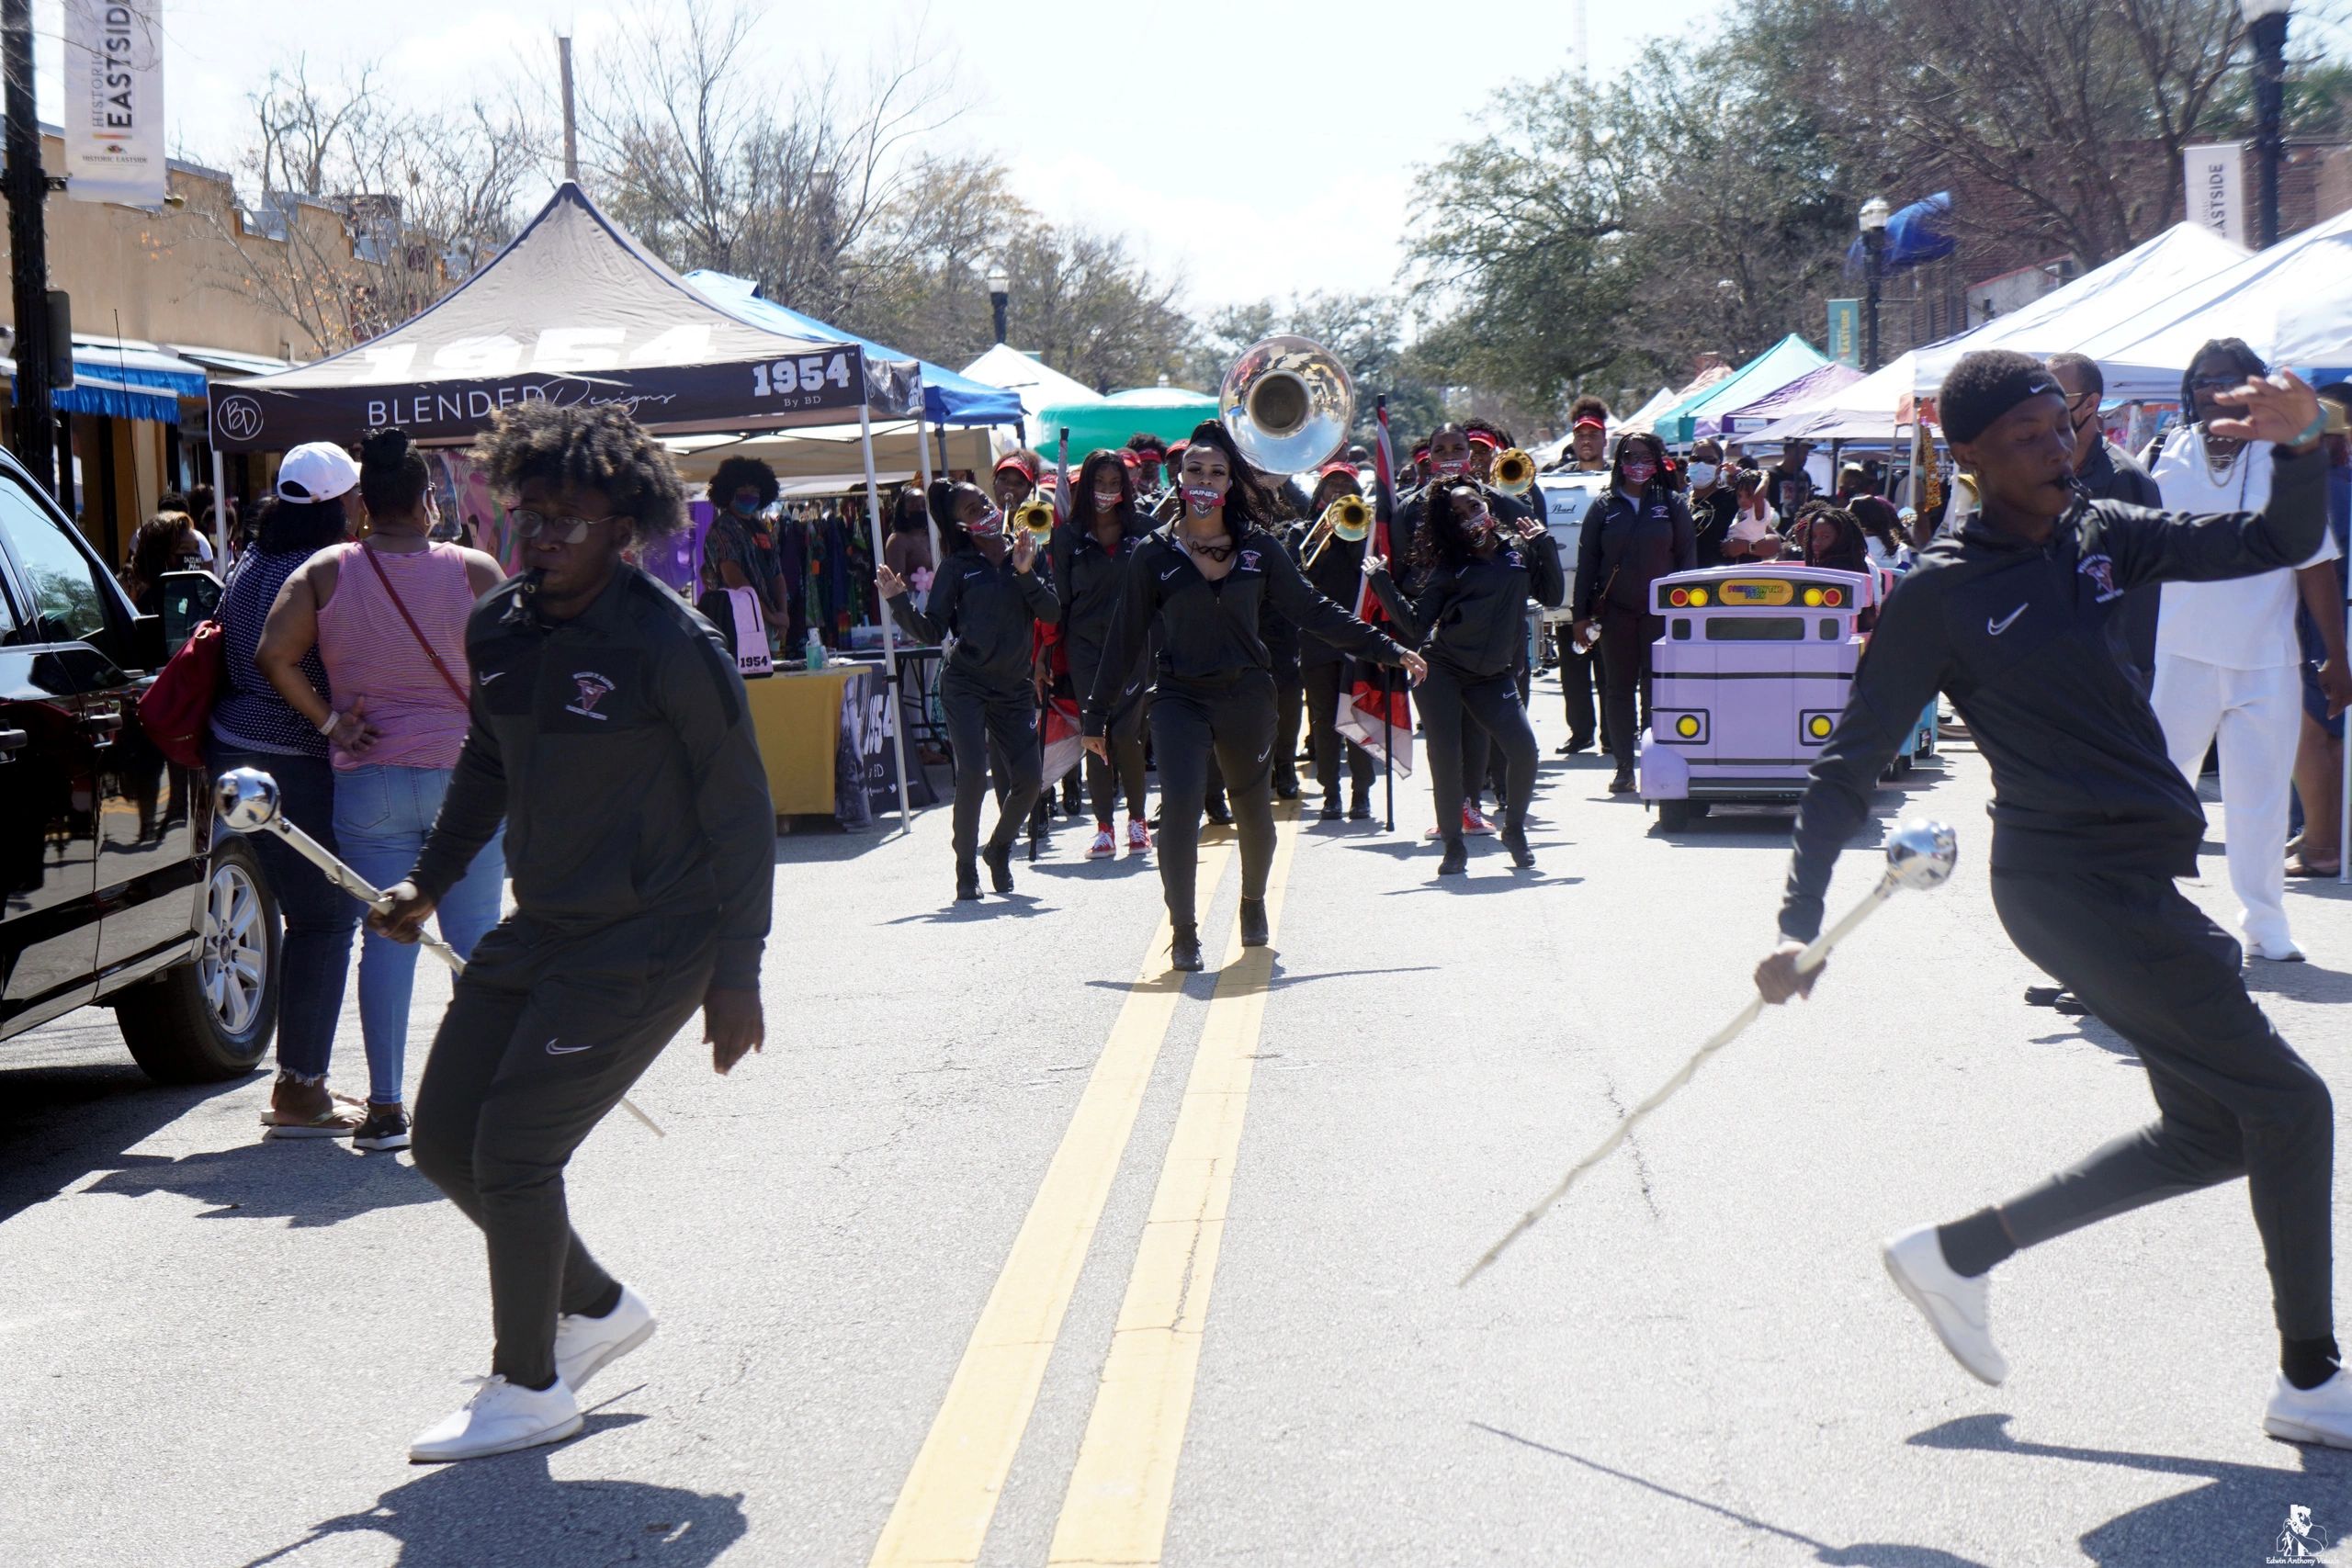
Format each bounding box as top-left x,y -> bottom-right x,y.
1219,334 -> 1355,476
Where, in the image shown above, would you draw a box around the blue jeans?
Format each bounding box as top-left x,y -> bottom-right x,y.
334,763 -> 506,1106
207,745 -> 358,1079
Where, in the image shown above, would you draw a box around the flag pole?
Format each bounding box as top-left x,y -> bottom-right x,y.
1375,395 -> 1398,832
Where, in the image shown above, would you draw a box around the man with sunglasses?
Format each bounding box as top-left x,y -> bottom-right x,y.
2047,355 -> 2163,687
373,403 -> 775,1462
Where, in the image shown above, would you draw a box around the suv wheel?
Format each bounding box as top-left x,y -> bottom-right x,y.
117,837 -> 280,1083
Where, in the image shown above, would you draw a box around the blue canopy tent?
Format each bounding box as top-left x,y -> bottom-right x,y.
684,270 -> 1022,428
1651,335 -> 1832,446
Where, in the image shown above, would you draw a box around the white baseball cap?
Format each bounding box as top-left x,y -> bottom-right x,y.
275,441 -> 361,503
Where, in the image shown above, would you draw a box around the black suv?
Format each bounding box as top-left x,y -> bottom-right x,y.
0,446 -> 277,1080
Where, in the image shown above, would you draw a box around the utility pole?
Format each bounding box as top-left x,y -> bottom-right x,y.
2242,0 -> 2291,248
4,0 -> 54,495
558,35 -> 580,184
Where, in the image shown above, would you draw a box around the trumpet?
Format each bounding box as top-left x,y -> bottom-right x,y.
1300,493 -> 1374,569
1013,496 -> 1056,542
1492,447 -> 1536,495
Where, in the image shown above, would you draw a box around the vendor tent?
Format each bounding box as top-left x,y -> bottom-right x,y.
1909,222 -> 2247,400
668,423 -> 992,484
205,181 -> 916,454
1655,334 -> 1830,444
1620,367 -> 1731,437
2086,207 -> 2352,391
1036,385 -> 1217,457
685,270 -> 1021,427
1747,352 -> 1923,446
1716,361 -> 1866,435
962,344 -> 1102,419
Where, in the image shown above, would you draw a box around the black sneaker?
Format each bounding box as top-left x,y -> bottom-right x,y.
1348,795 -> 1372,821
1319,799 -> 1342,822
1438,840 -> 1468,876
1238,898 -> 1270,947
1204,797 -> 1235,827
1170,925 -> 1205,973
982,842 -> 1014,894
353,1104 -> 411,1152
956,860 -> 981,901
1501,827 -> 1535,870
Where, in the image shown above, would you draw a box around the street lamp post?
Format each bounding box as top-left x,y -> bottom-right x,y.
987,265 -> 1010,347
2243,0 -> 2291,248
1859,196 -> 1891,373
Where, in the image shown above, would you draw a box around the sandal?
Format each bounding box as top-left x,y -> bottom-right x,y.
259,1073 -> 364,1139
2286,855 -> 2341,878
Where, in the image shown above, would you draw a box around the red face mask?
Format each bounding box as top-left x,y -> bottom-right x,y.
1621,459 -> 1657,486
1431,457 -> 1469,479
1182,485 -> 1224,515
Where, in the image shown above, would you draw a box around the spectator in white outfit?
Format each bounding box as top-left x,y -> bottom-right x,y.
2151,340 -> 2347,962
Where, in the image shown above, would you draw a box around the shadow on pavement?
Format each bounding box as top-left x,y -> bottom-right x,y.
1383,874 -> 1584,896
235,1414 -> 747,1568
0,1013 -> 256,1226
1909,1413 -> 2352,1567
1468,1421 -> 1989,1565
80,1142 -> 443,1227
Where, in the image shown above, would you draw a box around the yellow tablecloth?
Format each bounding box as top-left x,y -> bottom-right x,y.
744,668 -> 851,816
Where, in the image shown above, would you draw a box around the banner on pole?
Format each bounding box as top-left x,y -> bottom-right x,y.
2182,142 -> 2245,248
63,1 -> 166,208
1826,300 -> 1861,368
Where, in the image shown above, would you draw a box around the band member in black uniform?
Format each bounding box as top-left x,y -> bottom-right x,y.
1253,466 -> 1310,801
1572,430 -> 1697,794
1757,353 -> 2352,1448
1295,462 -> 1380,820
1084,422 -> 1427,972
1367,479 -> 1565,873
1053,450 -> 1155,858
877,480 -> 1059,901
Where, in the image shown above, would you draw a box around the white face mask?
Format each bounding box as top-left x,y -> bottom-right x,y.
1687,462 -> 1719,488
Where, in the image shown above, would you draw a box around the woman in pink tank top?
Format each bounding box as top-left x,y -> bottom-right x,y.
254,429 -> 507,1151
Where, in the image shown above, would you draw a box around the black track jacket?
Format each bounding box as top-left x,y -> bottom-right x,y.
1083,524 -> 1407,735
886,548 -> 1059,691
1368,534 -> 1566,680
1779,445 -> 2329,942
412,567 -> 775,991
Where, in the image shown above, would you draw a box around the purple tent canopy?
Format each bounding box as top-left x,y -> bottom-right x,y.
1708,362 -> 1869,437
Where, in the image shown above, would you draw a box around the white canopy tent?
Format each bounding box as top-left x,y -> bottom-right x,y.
960,344 -> 1102,447
2086,207 -> 2352,391
1910,222 -> 2248,400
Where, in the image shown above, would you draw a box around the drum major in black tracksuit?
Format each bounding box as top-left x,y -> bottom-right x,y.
1572,483 -> 1697,778
1397,483 -> 1543,814
1086,524 -> 1408,935
1783,443 -> 2335,1356
1369,526 -> 1566,852
1051,520 -> 1152,829
886,546 -> 1059,887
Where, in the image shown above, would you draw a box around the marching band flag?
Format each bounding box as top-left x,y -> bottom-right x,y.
1335,396 -> 1413,775
64,0 -> 166,208
1040,694 -> 1085,787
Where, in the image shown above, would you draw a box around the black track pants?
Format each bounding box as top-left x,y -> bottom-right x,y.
1419,666 -> 1539,847
1988,867 -> 2334,1339
1560,637 -> 1600,749
1272,672 -> 1304,792
1150,671 -> 1278,930
1303,661 -> 1374,804
1086,689 -> 1149,826
413,917 -> 715,1390
1599,609 -> 1662,772
943,666 -> 1040,866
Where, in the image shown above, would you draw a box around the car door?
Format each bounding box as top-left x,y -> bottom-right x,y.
0,483 -> 113,1032
0,469 -> 203,989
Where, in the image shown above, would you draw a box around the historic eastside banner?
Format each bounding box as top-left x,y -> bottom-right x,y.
63,0 -> 165,208
2183,142 -> 2245,249
1826,300 -> 1861,368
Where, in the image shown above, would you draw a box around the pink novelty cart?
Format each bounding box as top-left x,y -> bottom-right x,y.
1636,563 -> 1918,829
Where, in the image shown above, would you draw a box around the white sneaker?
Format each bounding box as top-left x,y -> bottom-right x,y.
408,1374 -> 582,1462
555,1284 -> 657,1394
2248,939 -> 2307,963
1881,1224 -> 2009,1386
2266,1370 -> 2352,1447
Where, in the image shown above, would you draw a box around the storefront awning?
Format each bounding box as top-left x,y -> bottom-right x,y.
67,335 -> 209,399
6,358 -> 182,423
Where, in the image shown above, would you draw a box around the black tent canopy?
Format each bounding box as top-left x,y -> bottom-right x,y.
205,181 -> 917,453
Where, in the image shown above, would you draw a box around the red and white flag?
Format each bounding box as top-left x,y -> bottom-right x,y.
1334,396 -> 1413,775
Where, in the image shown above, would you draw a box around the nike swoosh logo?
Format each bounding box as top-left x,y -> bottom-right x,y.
1159,565 -> 1182,581
545,1036 -> 590,1055
1987,604 -> 2027,636
479,671 -> 506,683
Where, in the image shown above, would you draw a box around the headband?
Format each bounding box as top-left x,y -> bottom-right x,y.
1467,432 -> 1500,451
994,456 -> 1037,481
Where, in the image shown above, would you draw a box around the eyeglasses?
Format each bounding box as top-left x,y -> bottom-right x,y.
2188,375 -> 2245,393
507,506 -> 618,544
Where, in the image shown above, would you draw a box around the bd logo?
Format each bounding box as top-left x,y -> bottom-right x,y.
215,394 -> 264,442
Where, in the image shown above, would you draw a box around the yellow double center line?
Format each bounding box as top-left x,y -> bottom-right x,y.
869,811 -> 1300,1567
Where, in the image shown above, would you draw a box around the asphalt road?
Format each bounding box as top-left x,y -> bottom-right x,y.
5,682 -> 2350,1568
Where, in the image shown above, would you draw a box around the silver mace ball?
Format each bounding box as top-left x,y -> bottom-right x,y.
215,767 -> 283,834
1460,816 -> 1960,1286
